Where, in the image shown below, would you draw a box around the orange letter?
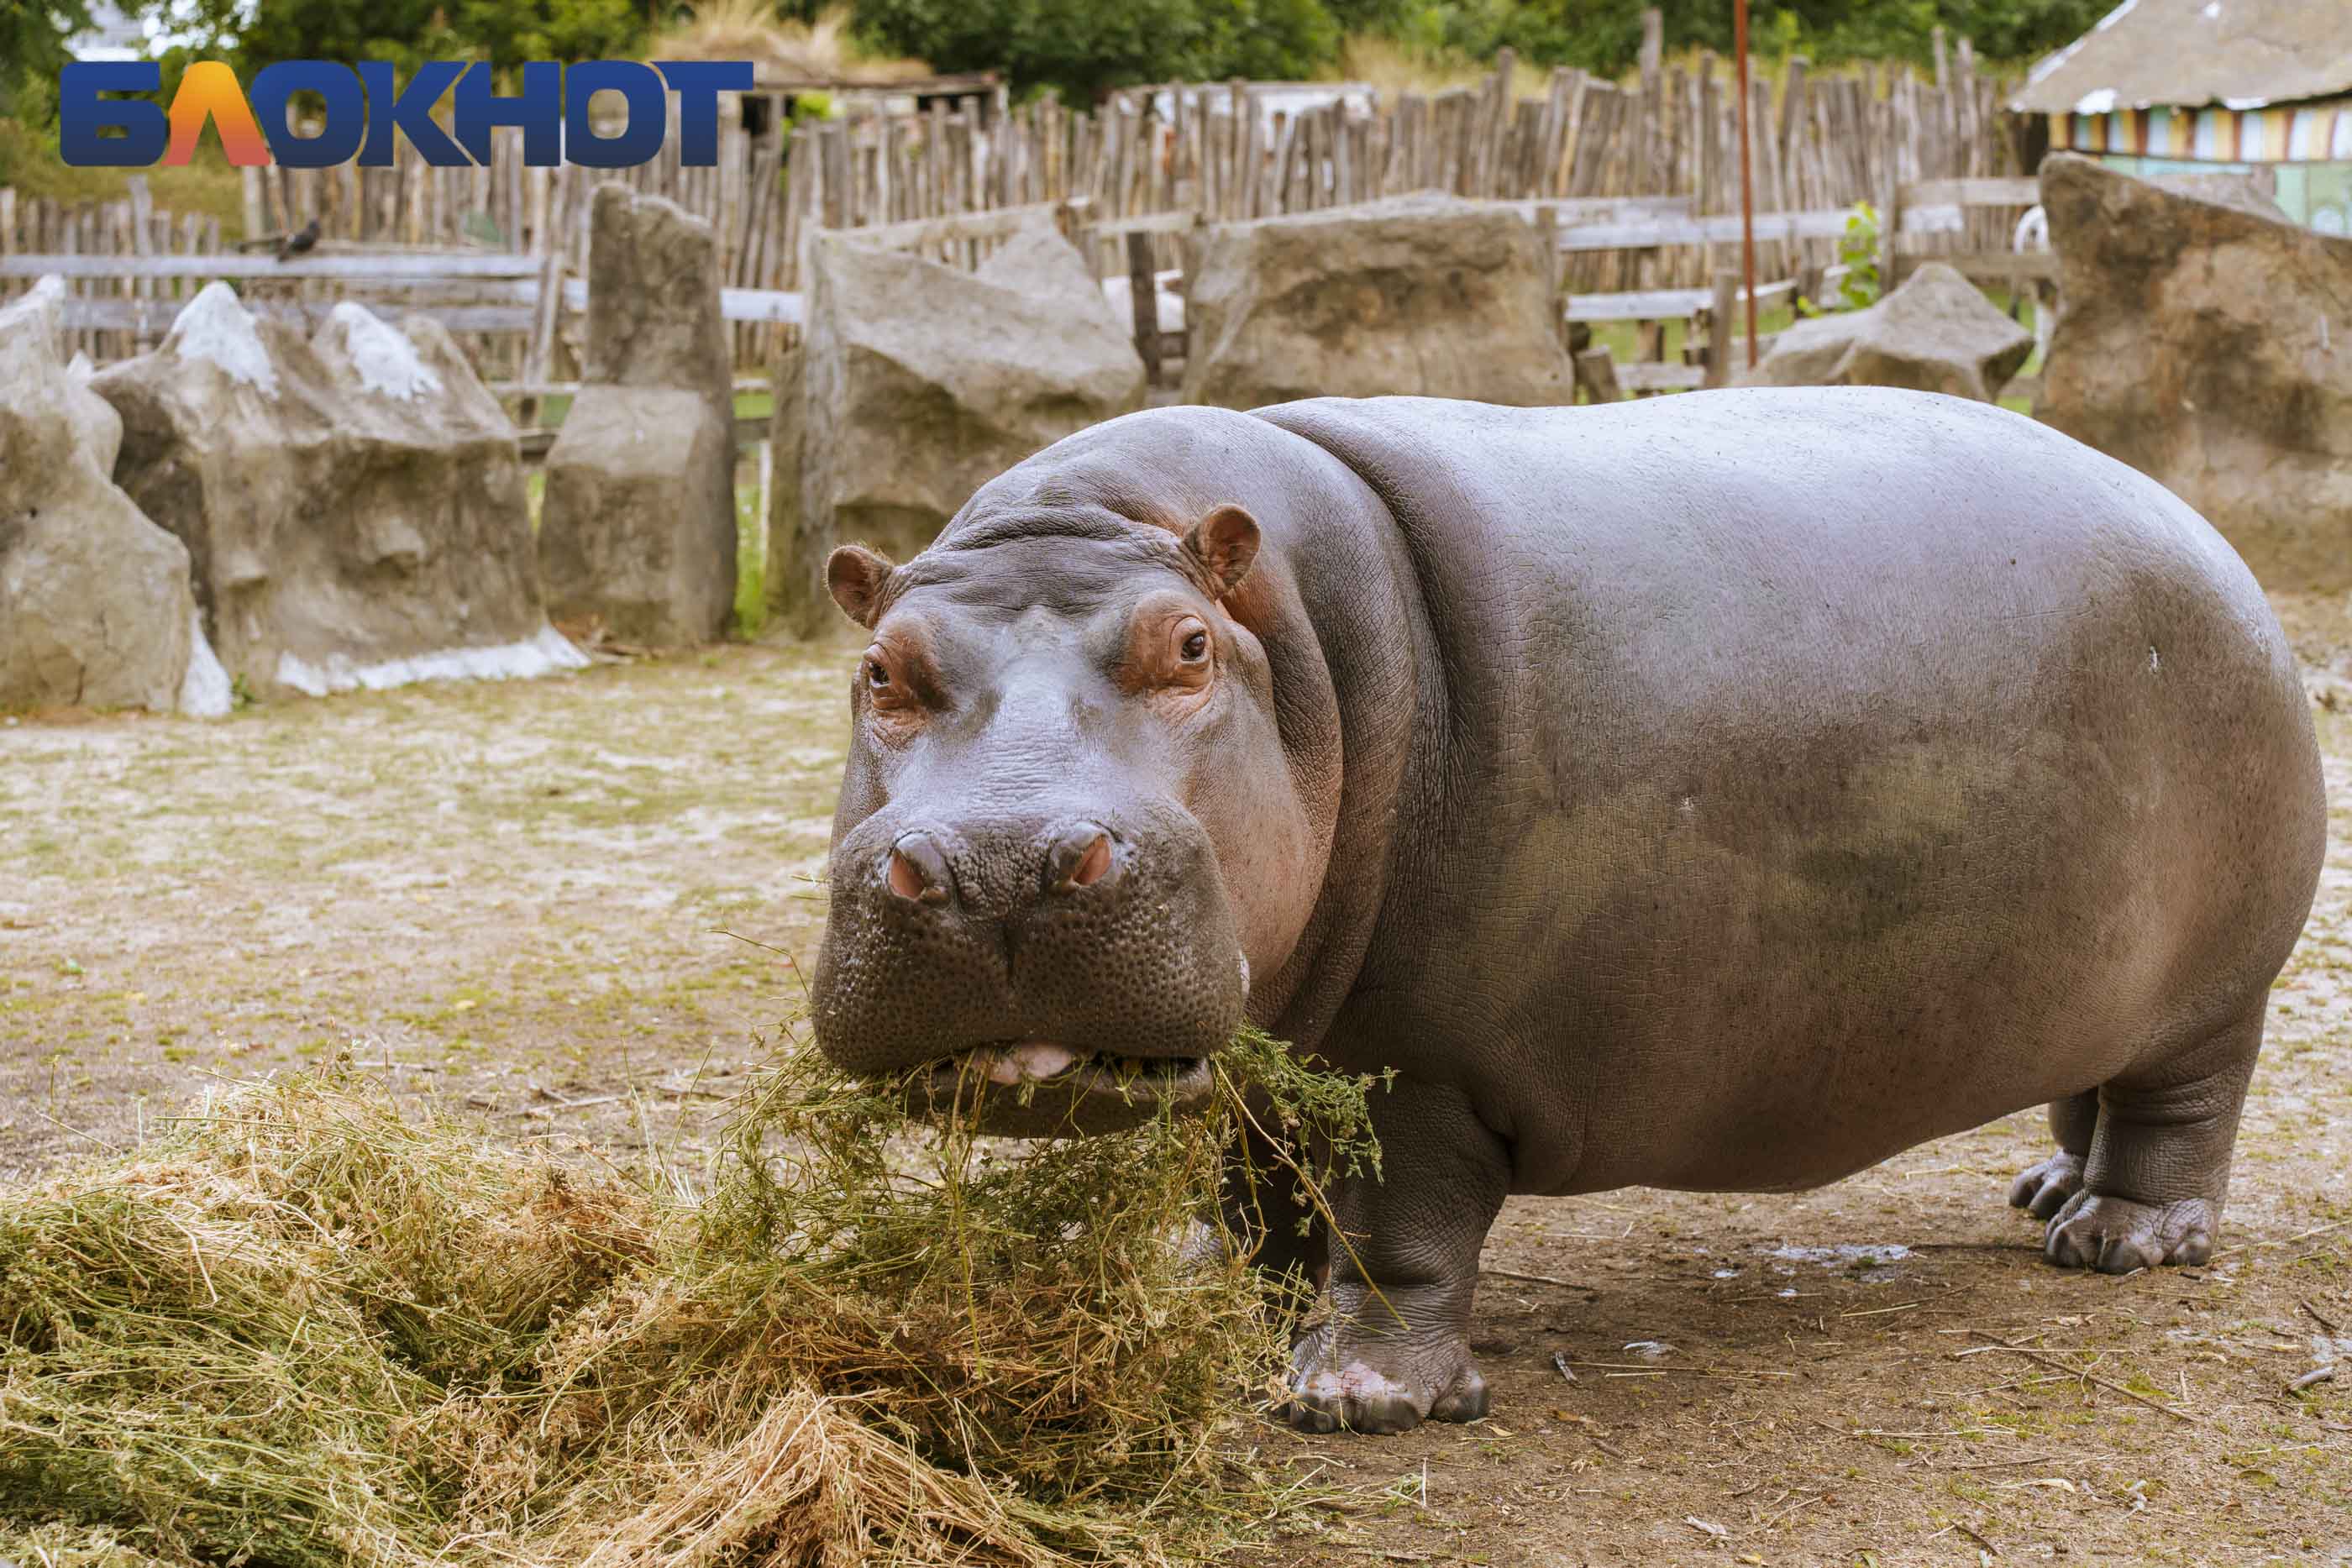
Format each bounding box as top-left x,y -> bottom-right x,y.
165,60 -> 271,166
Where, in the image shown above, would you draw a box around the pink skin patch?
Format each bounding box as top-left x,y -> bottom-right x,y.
970,1041 -> 1079,1086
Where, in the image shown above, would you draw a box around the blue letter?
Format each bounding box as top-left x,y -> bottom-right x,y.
249,61 -> 365,168
654,60 -> 753,166
454,60 -> 560,167
564,61 -> 664,169
59,61 -> 167,167
359,61 -> 467,167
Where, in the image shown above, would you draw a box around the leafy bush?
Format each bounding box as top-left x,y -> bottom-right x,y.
1331,0 -> 2114,76
853,0 -> 1343,101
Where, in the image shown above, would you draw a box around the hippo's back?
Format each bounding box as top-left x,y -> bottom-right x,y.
1256,389 -> 2323,1194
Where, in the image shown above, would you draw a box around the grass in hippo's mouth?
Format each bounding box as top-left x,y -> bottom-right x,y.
0,1026 -> 1383,1567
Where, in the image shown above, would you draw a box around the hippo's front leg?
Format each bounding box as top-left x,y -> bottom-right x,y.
1285,1080 -> 1507,1435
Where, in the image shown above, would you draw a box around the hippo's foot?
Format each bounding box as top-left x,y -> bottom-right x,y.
2007,1149 -> 2086,1219
2042,1192 -> 2218,1273
1284,1311 -> 1488,1435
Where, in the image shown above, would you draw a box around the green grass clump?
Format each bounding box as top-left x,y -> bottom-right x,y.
0,1025 -> 1379,1567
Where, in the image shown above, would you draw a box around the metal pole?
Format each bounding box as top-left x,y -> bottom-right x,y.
1735,0 -> 1759,369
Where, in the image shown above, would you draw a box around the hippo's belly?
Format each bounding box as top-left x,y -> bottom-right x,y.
1262,390 -> 2323,1198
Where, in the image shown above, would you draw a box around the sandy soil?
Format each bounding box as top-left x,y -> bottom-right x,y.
4,600 -> 2349,1565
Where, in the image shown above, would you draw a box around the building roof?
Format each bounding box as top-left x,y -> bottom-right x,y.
2009,0 -> 2352,116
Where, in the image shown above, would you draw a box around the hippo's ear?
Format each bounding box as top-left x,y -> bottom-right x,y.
1182,504 -> 1260,598
827,544 -> 896,628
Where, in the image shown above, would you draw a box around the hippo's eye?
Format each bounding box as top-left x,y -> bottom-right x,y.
865,658 -> 890,688
1179,629 -> 1209,663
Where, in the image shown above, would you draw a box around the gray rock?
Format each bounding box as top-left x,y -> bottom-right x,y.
539,186 -> 737,643
540,385 -> 736,645
1747,260 -> 2032,402
1181,193 -> 1575,410
94,285 -> 579,699
769,224 -> 1145,631
2037,154 -> 2352,592
0,277 -> 208,714
3,276 -> 123,473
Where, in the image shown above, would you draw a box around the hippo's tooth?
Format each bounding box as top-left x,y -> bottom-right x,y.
1005,1041 -> 1079,1082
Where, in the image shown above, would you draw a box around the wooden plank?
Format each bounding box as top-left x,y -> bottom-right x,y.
1904,176 -> 2037,209
831,201 -> 1070,250
1552,208 -> 1851,251
1889,249 -> 2057,285
1566,275 -> 1808,321
1619,360 -> 1707,391
0,252 -> 548,280
1084,207 -> 1206,239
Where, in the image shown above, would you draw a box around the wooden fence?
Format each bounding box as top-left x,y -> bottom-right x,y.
0,30 -> 2020,378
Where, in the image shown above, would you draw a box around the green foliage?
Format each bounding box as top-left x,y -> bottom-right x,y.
853,0 -> 1344,102
1347,0 -> 2115,76
1796,199 -> 1882,315
436,0 -> 650,70
0,0 -> 89,165
133,0 -> 648,77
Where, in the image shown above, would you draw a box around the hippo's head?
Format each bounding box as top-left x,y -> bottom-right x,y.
809,495 -> 1326,1135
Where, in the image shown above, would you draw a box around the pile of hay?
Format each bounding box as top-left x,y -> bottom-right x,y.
0,1030 -> 1376,1567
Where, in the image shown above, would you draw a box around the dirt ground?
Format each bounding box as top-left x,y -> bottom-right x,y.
5,598 -> 2350,1566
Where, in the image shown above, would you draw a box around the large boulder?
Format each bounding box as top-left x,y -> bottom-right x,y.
538,186 -> 737,645
93,285 -> 580,698
0,277 -> 225,716
1180,194 -> 1574,410
2037,154 -> 2352,591
768,223 -> 1146,630
1747,261 -> 2031,401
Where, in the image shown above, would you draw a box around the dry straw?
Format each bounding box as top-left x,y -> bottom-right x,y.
0,1028 -> 1377,1567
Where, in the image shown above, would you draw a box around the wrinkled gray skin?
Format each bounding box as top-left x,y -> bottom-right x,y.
810,389 -> 2326,1436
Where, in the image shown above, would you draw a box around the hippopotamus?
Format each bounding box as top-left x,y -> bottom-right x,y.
808,388 -> 2325,1435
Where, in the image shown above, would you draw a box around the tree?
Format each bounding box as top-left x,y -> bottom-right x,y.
132,0 -> 648,78
1,0 -> 97,120
854,0 -> 1343,102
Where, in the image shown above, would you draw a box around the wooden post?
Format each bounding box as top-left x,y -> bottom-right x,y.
1126,229 -> 1161,388
1704,267 -> 1736,388
1572,346 -> 1623,402
1734,0 -> 1758,369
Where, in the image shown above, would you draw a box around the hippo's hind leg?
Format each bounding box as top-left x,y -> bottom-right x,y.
2042,1006 -> 2265,1274
2007,1091 -> 2096,1219
1285,1082 -> 1505,1436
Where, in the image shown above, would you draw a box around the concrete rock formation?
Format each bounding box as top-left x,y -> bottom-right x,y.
2037,153 -> 2352,591
768,223 -> 1146,629
0,276 -> 225,716
1747,261 -> 2032,402
94,284 -> 579,699
538,186 -> 738,645
1181,194 -> 1575,409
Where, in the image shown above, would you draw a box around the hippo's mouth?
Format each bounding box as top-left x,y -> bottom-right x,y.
903,1040 -> 1217,1137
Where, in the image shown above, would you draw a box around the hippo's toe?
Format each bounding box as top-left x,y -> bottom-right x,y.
2043,1192 -> 2218,1273
1284,1329 -> 1487,1435
2008,1149 -> 2086,1220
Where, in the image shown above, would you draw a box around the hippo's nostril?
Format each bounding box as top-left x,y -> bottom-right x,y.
886,834 -> 953,906
1047,825 -> 1119,893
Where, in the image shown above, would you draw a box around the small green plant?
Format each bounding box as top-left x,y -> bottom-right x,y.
228,673 -> 256,711
1798,200 -> 1882,316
